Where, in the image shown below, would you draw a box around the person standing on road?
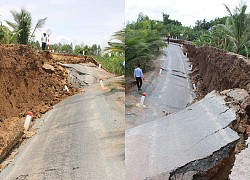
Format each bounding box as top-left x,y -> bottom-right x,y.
134,64 -> 144,91
41,33 -> 47,50
167,33 -> 170,44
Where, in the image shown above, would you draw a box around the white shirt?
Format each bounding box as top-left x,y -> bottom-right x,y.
134,67 -> 143,78
41,36 -> 47,43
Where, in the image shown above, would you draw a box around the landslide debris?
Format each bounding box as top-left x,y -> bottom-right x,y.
0,44 -> 79,163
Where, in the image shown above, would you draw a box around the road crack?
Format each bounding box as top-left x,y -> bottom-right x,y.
45,168 -> 57,172
186,124 -> 231,152
171,74 -> 187,79
16,174 -> 29,180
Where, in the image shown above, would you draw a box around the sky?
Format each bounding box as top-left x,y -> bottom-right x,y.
1,0 -> 250,48
126,0 -> 250,26
0,0 -> 124,48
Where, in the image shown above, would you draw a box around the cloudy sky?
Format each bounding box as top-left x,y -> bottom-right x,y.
1,0 -> 249,48
0,0 -> 124,47
126,0 -> 250,26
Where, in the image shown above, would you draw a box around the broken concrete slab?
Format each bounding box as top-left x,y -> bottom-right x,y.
62,64 -> 97,87
125,91 -> 239,180
68,68 -> 96,87
230,137 -> 250,180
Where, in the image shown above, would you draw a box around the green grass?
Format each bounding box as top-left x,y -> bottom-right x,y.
94,55 -> 125,75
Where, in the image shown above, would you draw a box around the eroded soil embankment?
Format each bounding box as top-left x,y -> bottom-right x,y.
185,44 -> 250,94
0,45 -> 79,163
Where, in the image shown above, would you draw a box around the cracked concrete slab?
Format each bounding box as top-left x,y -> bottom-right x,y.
125,91 -> 239,180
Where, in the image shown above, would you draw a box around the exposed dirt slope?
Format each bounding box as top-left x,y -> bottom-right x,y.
185,44 -> 250,94
0,45 -> 79,163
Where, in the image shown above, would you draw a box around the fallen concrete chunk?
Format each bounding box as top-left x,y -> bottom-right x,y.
125,91 -> 239,180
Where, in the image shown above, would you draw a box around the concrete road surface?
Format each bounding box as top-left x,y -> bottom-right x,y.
147,43 -> 193,115
126,43 -> 194,127
0,65 -> 124,180
125,91 -> 239,180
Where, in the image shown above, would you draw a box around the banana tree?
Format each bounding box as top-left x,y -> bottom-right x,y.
0,23 -> 19,44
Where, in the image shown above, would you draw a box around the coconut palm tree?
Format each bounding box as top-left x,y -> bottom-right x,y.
217,2 -> 250,53
6,8 -> 46,44
105,29 -> 125,54
126,29 -> 165,63
125,29 -> 166,77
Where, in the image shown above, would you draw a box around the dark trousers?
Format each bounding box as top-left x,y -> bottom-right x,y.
42,42 -> 46,50
136,77 -> 142,90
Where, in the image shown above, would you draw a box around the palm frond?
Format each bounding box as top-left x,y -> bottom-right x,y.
30,17 -> 47,38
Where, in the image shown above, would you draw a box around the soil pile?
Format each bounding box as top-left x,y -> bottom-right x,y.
0,44 -> 78,163
50,53 -> 98,65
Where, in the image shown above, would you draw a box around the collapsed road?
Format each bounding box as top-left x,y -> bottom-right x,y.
0,63 -> 125,179
126,43 -> 194,128
126,89 -> 249,179
125,42 -> 250,179
61,63 -> 113,88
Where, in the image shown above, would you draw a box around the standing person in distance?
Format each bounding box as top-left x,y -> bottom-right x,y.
134,64 -> 144,91
167,33 -> 170,44
41,33 -> 47,51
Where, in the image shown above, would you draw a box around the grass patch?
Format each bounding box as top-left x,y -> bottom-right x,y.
93,55 -> 125,75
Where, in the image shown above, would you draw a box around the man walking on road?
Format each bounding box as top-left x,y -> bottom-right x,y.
134,64 -> 144,91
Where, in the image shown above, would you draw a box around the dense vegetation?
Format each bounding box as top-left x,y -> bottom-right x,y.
125,2 -> 250,77
1,3 -> 249,76
125,13 -> 167,76
191,3 -> 250,56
